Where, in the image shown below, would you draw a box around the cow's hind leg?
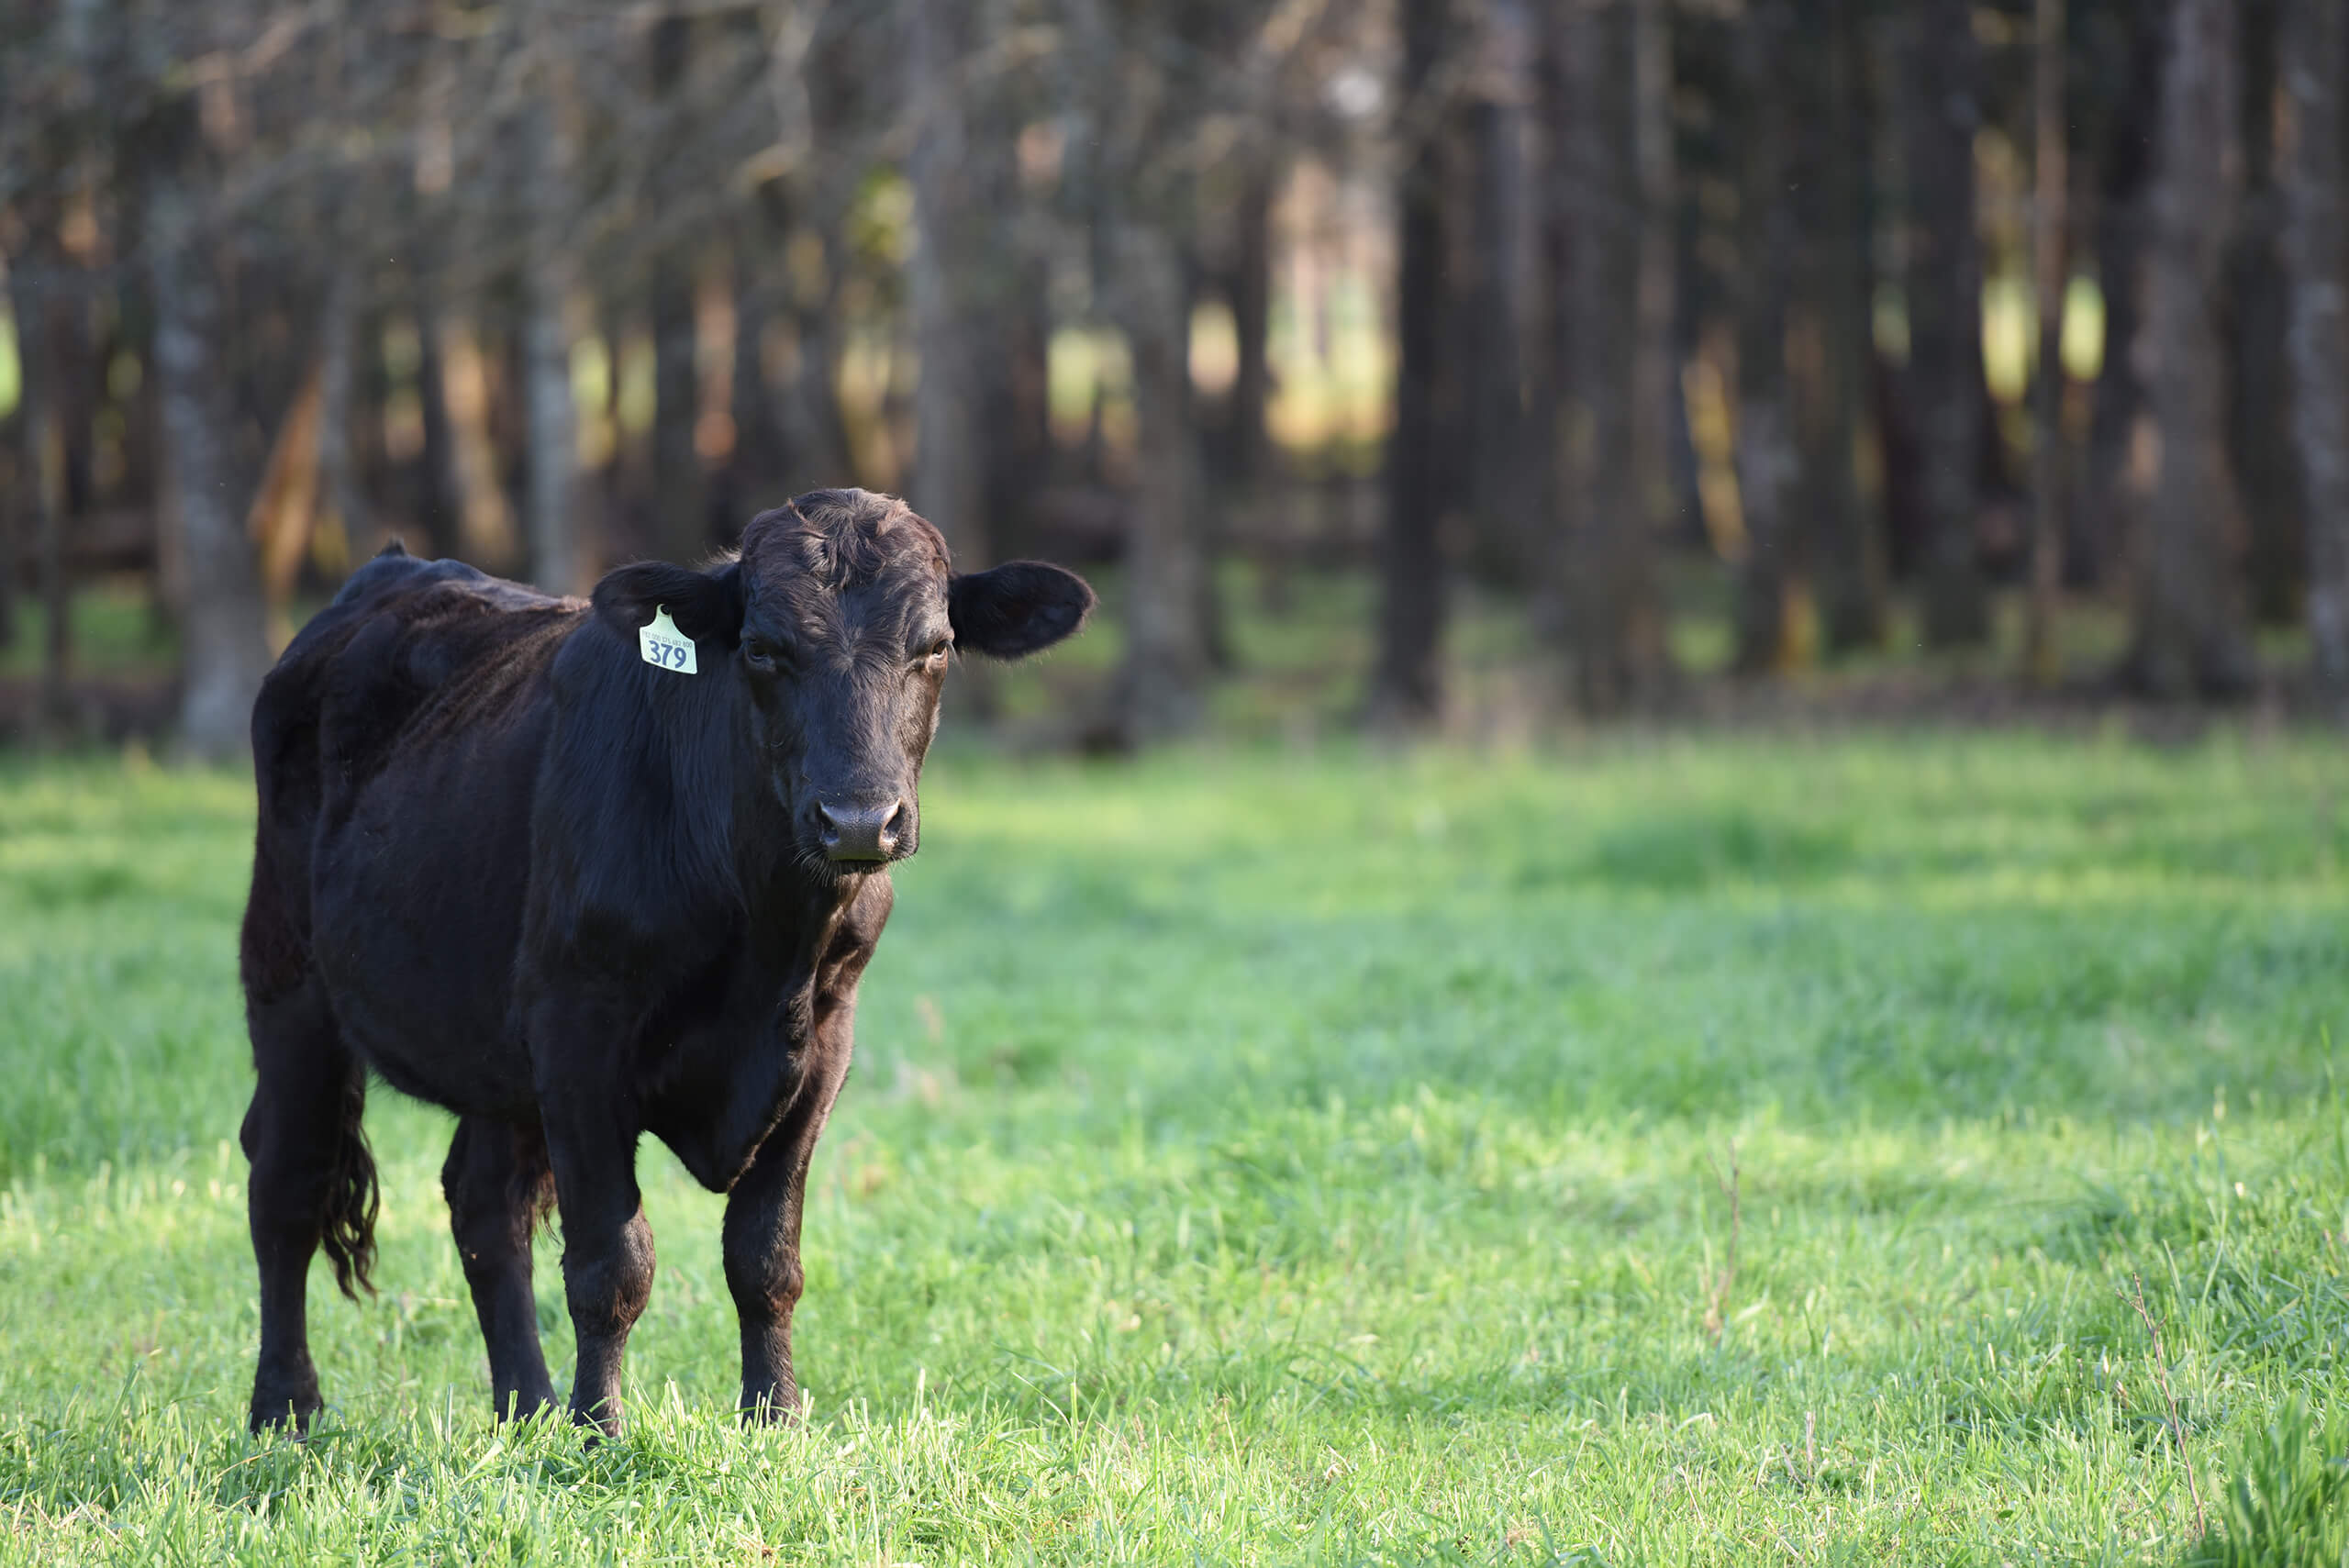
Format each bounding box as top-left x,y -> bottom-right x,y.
241,976 -> 376,1434
442,1117 -> 557,1420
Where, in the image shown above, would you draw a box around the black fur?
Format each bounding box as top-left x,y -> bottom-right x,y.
235,488 -> 1090,1436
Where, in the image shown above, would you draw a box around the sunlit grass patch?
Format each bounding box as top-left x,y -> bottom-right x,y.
0,731 -> 2343,1562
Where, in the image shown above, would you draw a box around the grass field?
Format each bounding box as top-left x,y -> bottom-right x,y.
1,730 -> 2345,1564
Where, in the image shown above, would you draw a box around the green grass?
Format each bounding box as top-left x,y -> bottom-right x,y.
1,731 -> 2345,1563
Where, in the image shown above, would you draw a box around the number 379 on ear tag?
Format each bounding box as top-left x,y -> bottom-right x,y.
639,606 -> 698,674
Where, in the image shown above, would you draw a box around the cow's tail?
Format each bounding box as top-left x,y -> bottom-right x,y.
320,1064 -> 381,1300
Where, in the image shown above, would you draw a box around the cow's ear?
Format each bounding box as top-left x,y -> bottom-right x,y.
592,560 -> 743,648
948,562 -> 1096,659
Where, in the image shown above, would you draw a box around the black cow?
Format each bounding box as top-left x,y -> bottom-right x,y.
238,489 -> 1092,1435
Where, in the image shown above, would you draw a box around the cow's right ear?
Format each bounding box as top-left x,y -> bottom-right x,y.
591,561 -> 744,648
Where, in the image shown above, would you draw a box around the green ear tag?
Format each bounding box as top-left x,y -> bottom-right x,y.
639,606 -> 697,674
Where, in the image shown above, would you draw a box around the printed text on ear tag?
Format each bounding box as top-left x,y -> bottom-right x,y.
639,606 -> 698,674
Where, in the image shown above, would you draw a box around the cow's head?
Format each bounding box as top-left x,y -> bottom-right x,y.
594,489 -> 1093,873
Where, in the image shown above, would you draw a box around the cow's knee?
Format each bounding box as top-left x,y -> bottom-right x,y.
564,1209 -> 655,1337
724,1243 -> 803,1325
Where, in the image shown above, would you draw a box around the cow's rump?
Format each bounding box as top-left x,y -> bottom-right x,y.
252,549 -> 584,1115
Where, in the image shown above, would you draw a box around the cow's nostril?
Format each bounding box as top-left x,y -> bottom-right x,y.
818,799 -> 903,862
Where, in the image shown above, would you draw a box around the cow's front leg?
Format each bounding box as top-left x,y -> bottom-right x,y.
723,1020 -> 853,1424
536,1040 -> 654,1436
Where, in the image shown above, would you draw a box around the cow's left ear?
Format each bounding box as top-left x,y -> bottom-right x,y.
948,562 -> 1097,659
592,560 -> 744,648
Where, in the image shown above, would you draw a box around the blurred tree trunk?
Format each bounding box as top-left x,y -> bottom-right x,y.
10,252 -> 75,732
1733,0 -> 1799,673
979,259 -> 1052,562
1371,0 -> 1449,728
1554,0 -> 1670,712
1112,218 -> 1209,742
33,289 -> 75,732
2231,0 -> 2301,625
412,278 -> 465,560
148,159 -> 270,762
1797,0 -> 1879,652
0,409 -> 15,655
1904,0 -> 1989,647
907,0 -> 990,570
780,241 -> 855,496
1627,0 -> 1676,550
2124,0 -> 2255,697
317,264 -> 366,569
1462,0 -> 1538,575
754,5 -> 855,499
2085,5 -> 2165,590
649,15 -> 705,563
522,67 -> 580,596
651,263 -> 702,562
1226,164 -> 1274,495
2024,0 -> 2070,684
2278,0 -> 2349,695
721,231 -> 785,531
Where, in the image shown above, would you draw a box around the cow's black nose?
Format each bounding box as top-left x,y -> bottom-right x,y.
818,799 -> 907,862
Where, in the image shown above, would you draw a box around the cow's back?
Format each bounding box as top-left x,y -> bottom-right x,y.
250,550 -> 585,1115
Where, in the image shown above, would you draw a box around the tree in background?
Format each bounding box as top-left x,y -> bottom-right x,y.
1904,0 -> 1991,649
1550,0 -> 1672,711
2126,0 -> 2256,698
142,51 -> 272,760
2277,0 -> 2349,699
1731,0 -> 1799,673
1371,0 -> 1450,729
4,0 -> 2346,756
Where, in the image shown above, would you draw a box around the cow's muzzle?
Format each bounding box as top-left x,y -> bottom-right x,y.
817,798 -> 908,863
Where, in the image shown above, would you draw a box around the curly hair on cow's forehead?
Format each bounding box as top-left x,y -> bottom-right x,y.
745,490 -> 951,590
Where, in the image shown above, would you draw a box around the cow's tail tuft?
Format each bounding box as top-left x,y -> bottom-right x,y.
320,1066 -> 381,1300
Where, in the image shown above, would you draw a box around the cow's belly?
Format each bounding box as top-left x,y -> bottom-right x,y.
310,734 -> 540,1118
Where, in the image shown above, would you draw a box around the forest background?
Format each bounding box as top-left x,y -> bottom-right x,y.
3,0 -> 2347,753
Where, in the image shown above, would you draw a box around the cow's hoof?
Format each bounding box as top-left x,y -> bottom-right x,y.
249,1393 -> 321,1438
738,1384 -> 803,1427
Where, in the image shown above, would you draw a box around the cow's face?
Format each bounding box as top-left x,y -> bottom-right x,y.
595,490 -> 1093,876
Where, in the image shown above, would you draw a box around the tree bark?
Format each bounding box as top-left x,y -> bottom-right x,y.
2278,0 -> 2349,695
317,263 -> 366,572
2125,0 -> 2256,698
411,277 -> 466,561
1112,219 -> 1209,742
651,261 -> 703,562
1226,163 -> 1275,495
649,15 -> 705,563
523,71 -> 580,596
1461,0 -> 1538,574
10,256 -> 75,734
2083,5 -> 2164,590
1733,0 -> 1799,673
1627,0 -> 1676,546
1371,0 -> 1449,728
2232,0 -> 2301,626
1797,0 -> 1880,652
1555,0 -> 1670,711
148,169 -> 271,762
1905,0 -> 1990,646
34,303 -> 72,734
2024,0 -> 2069,684
907,0 -> 990,570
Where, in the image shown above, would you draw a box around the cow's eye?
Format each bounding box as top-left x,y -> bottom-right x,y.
742,638 -> 778,672
921,638 -> 952,670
